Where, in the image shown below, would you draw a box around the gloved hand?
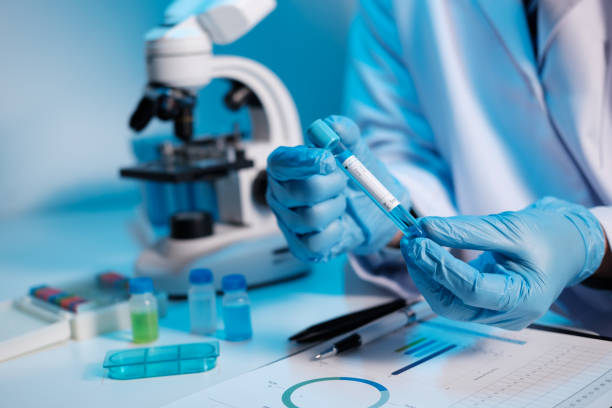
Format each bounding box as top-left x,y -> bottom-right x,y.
401,197 -> 606,330
266,115 -> 409,262
164,0 -> 212,24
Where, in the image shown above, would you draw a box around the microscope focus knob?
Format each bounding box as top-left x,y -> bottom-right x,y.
170,211 -> 214,239
224,81 -> 262,111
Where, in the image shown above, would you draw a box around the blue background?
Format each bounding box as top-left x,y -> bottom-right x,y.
0,0 -> 357,218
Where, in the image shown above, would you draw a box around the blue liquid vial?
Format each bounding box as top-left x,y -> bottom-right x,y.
189,268 -> 217,335
307,119 -> 424,237
221,274 -> 253,341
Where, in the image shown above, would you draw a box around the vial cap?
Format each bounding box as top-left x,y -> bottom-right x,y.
222,274 -> 247,292
129,277 -> 154,294
189,268 -> 213,285
307,119 -> 340,149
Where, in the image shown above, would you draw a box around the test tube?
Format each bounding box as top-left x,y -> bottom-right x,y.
307,119 -> 424,237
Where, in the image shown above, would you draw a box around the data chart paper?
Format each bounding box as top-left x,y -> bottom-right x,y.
165,317 -> 612,408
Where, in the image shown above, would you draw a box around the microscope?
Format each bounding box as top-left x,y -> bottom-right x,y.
121,0 -> 310,295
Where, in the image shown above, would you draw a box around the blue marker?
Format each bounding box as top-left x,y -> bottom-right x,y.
221,274 -> 253,341
307,119 -> 424,237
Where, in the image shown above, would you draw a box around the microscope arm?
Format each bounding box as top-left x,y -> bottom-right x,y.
207,55 -> 301,226
210,56 -> 302,151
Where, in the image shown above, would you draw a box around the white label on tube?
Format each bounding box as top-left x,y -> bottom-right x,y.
342,155 -> 400,212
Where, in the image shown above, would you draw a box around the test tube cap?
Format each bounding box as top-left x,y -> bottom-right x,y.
222,274 -> 247,292
129,277 -> 154,294
307,119 -> 340,149
190,268 -> 213,285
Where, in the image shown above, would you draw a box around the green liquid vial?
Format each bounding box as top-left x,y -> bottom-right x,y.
129,278 -> 159,343
131,310 -> 159,343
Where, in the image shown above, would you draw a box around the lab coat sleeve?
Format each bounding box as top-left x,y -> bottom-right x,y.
342,0 -> 456,297
343,0 -> 456,219
591,206 -> 612,264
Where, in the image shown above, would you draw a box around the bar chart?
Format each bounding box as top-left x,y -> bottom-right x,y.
388,321 -> 528,377
392,336 -> 458,375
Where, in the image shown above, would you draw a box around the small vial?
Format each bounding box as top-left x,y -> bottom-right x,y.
307,119 -> 424,237
129,277 -> 159,343
155,291 -> 168,318
221,274 -> 253,341
189,268 -> 217,335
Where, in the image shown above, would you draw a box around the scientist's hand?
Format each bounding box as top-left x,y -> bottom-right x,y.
266,115 -> 409,262
164,0 -> 212,24
401,197 -> 606,330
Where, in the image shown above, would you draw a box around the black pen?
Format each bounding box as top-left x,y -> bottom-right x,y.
314,308 -> 417,360
289,298 -> 410,343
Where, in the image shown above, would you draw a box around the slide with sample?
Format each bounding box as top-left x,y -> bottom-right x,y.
165,317 -> 612,408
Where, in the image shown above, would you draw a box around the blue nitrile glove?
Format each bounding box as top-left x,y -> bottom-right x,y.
266,115 -> 409,262
401,197 -> 606,330
164,0 -> 212,24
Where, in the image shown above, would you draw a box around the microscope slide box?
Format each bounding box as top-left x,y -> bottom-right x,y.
0,299 -> 71,362
0,293 -> 131,362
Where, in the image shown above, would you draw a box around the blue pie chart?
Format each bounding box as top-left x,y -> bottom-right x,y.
281,377 -> 390,408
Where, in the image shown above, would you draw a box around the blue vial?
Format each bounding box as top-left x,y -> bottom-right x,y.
189,268 -> 217,335
221,274 -> 252,341
307,119 -> 424,237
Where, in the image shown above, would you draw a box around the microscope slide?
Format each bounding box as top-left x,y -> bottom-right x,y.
164,317 -> 612,408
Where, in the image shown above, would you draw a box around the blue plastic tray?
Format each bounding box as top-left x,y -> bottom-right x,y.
103,341 -> 219,380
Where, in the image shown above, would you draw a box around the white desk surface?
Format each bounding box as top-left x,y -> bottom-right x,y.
0,208 -> 395,407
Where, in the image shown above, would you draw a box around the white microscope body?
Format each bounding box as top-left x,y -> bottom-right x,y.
131,0 -> 309,294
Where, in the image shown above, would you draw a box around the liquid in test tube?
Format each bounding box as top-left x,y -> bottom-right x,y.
307,119 -> 424,238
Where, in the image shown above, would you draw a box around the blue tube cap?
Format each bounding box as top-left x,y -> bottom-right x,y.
190,268 -> 213,285
129,277 -> 154,294
222,274 -> 247,292
307,119 -> 340,149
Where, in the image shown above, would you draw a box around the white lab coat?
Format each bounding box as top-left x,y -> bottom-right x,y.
344,0 -> 612,334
